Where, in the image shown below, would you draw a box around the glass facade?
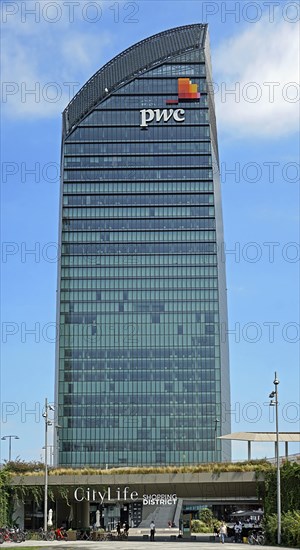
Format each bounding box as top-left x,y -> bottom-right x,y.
56,24 -> 231,467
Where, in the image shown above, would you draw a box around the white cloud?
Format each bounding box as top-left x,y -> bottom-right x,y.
213,14 -> 300,138
1,5 -> 112,118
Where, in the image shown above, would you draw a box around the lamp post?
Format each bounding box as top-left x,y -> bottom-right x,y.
42,398 -> 54,532
1,435 -> 19,462
42,445 -> 54,466
269,372 -> 281,545
214,418 -> 219,462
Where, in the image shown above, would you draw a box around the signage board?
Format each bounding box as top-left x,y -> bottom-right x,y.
74,486 -> 177,506
139,77 -> 200,129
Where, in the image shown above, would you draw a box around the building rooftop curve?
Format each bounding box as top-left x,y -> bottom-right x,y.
63,23 -> 207,136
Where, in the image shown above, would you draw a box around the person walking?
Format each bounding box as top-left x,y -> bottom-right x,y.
214,524 -> 220,541
234,520 -> 242,543
124,522 -> 129,538
150,520 -> 155,541
219,521 -> 227,544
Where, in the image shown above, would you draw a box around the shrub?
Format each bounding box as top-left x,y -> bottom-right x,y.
282,510 -> 300,548
264,513 -> 277,545
5,459 -> 44,473
9,459 -> 273,477
199,507 -> 214,527
264,510 -> 300,547
191,519 -> 212,533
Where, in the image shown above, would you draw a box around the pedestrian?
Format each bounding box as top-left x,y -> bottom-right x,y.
124,522 -> 129,537
219,521 -> 227,544
234,520 -> 240,543
150,520 -> 155,541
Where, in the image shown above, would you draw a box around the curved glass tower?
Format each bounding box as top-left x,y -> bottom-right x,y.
56,24 -> 231,467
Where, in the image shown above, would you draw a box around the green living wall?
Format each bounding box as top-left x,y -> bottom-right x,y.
264,461 -> 300,547
0,467 -> 11,526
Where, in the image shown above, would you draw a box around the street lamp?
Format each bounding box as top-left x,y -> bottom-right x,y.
214,418 -> 219,462
1,435 -> 19,462
42,445 -> 54,466
269,372 -> 281,545
42,398 -> 54,532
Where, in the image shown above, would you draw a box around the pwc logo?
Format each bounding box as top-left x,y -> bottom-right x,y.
166,78 -> 201,104
140,78 -> 200,129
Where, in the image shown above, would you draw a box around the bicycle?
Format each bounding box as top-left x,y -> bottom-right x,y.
248,530 -> 265,545
38,527 -> 55,541
117,530 -> 129,540
0,528 -> 22,543
257,533 -> 265,545
24,529 -> 35,540
55,527 -> 68,541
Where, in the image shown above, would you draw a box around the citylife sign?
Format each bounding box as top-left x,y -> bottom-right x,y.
74,486 -> 177,506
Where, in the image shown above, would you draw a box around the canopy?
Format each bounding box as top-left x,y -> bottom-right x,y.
218,432 -> 300,442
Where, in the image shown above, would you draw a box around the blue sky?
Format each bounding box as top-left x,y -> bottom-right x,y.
1,0 -> 299,463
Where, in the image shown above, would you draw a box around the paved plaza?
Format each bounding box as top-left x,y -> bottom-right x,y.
0,542 -> 291,550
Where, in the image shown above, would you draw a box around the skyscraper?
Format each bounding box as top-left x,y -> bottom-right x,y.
56,24 -> 231,467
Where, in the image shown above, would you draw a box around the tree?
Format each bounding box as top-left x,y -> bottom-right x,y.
199,508 -> 214,528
